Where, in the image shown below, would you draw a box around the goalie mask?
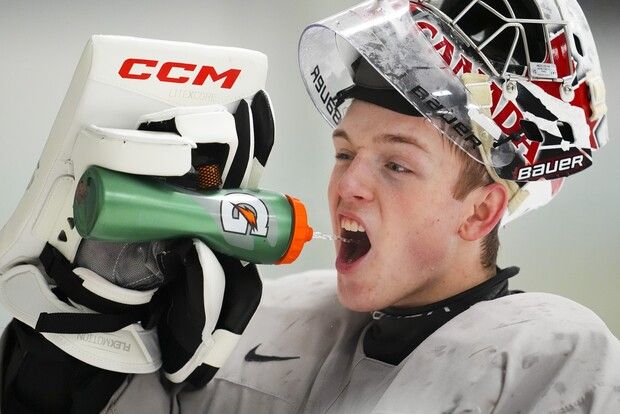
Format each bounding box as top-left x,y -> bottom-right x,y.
0,36 -> 275,375
299,0 -> 608,223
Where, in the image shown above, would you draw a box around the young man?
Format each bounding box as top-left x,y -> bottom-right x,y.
104,0 -> 619,412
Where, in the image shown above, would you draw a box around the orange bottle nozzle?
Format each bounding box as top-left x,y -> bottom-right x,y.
277,195 -> 314,264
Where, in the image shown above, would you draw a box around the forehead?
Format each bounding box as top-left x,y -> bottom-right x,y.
334,99 -> 448,155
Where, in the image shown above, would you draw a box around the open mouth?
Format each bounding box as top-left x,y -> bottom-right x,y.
339,217 -> 371,264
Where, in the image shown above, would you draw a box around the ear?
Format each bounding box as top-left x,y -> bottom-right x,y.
458,182 -> 508,242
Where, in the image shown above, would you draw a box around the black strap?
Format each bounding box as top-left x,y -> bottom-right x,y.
335,84 -> 423,117
40,244 -> 137,315
334,56 -> 423,117
36,312 -> 143,334
36,243 -> 162,334
1,319 -> 128,414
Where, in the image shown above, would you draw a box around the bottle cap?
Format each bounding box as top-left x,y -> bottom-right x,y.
277,195 -> 313,264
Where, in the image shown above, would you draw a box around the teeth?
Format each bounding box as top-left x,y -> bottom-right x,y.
341,217 -> 366,233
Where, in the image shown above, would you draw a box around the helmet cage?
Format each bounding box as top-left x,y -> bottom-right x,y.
426,0 -> 577,84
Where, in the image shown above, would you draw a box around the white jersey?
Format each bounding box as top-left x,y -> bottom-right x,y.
104,269 -> 620,413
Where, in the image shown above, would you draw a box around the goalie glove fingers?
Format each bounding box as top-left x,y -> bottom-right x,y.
158,239 -> 226,383
136,89 -> 275,191
185,250 -> 263,388
157,239 -> 263,386
246,90 -> 276,188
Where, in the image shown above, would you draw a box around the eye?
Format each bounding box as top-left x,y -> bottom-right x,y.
385,161 -> 412,174
335,151 -> 353,161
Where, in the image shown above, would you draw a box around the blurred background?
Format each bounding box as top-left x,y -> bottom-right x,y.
0,0 -> 618,335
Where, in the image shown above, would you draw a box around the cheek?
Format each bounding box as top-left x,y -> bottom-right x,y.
389,191 -> 462,268
327,169 -> 338,204
327,168 -> 341,231
403,225 -> 451,270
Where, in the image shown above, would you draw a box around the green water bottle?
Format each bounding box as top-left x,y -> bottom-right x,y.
73,166 -> 314,264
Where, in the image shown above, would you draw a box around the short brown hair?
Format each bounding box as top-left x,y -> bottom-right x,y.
448,140 -> 500,269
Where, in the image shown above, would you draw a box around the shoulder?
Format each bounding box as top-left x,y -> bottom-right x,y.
459,291 -> 613,338
379,293 -> 620,413
426,292 -> 619,379
236,269 -> 351,343
234,268 -> 366,348
211,270 -> 369,409
261,268 -> 339,308
255,269 -> 360,327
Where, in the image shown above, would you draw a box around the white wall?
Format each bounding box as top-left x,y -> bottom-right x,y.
0,0 -> 617,335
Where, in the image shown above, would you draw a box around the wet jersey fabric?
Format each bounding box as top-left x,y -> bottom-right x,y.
101,269 -> 620,413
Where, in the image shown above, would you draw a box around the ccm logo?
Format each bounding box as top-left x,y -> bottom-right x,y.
118,58 -> 241,89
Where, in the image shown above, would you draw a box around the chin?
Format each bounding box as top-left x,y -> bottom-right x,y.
336,275 -> 385,312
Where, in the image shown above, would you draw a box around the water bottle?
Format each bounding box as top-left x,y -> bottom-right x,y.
73,166 -> 313,264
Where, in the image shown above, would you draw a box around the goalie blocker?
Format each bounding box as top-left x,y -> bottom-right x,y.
0,35 -> 276,412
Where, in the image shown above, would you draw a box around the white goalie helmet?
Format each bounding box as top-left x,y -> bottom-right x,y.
0,35 -> 275,376
299,0 -> 608,224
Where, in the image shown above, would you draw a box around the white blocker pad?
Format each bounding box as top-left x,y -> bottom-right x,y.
0,35 -> 268,373
0,264 -> 161,373
138,105 -> 240,185
0,35 -> 267,271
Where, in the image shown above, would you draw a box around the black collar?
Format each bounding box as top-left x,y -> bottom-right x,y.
363,267 -> 520,365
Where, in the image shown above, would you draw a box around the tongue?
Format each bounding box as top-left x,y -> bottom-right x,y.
341,229 -> 371,263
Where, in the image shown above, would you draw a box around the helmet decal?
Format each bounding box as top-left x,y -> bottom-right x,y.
409,4 -> 601,181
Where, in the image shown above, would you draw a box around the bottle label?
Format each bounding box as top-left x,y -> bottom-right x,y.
220,192 -> 270,237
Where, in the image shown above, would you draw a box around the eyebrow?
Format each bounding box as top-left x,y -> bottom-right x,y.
332,128 -> 430,155
377,133 -> 430,154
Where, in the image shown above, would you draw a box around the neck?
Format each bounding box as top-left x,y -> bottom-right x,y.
392,261 -> 496,308
363,266 -> 518,365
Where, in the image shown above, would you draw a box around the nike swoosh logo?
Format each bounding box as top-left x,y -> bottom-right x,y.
244,344 -> 300,362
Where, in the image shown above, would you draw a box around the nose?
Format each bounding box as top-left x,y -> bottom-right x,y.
336,155 -> 374,202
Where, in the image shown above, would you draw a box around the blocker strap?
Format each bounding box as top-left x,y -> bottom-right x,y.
36,311 -> 146,334
36,243 -> 162,334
